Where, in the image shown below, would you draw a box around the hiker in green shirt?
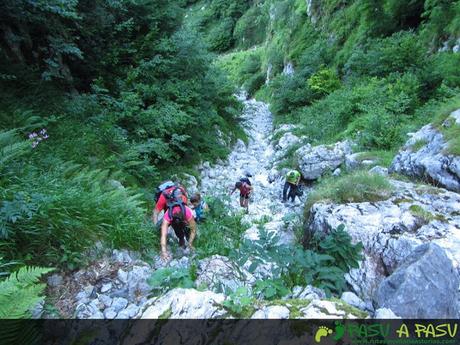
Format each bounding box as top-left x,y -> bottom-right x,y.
283,170 -> 301,203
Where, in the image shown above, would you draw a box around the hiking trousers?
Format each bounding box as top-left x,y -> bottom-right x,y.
172,224 -> 190,247
283,181 -> 298,202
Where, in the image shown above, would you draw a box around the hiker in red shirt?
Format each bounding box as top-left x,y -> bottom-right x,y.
151,182 -> 188,226
230,177 -> 253,213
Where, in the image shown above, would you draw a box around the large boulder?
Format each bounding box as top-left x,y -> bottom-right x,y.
141,288 -> 226,319
306,179 -> 460,302
296,141 -> 352,180
276,132 -> 301,151
390,109 -> 460,192
375,243 -> 460,318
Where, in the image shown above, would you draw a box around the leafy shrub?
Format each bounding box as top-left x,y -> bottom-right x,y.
244,72 -> 266,96
310,224 -> 363,272
148,267 -> 195,295
207,18 -> 235,52
253,279 -> 290,301
345,31 -> 427,78
269,74 -> 316,116
195,197 -> 249,259
307,67 -> 341,95
231,228 -> 362,296
358,106 -> 403,150
0,266 -> 53,318
222,286 -> 255,316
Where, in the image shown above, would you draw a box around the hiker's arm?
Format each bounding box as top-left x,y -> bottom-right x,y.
152,208 -> 160,224
160,220 -> 171,260
229,187 -> 236,195
296,175 -> 301,185
188,218 -> 197,249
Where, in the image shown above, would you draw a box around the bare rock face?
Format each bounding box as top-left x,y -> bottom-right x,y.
390,109 -> 460,192
251,306 -> 290,319
376,243 -> 460,318
141,288 -> 226,319
305,179 -> 460,302
276,132 -> 301,151
296,141 -> 352,180
196,255 -> 254,293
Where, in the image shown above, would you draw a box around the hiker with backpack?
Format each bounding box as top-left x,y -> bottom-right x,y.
151,180 -> 188,227
190,192 -> 209,223
283,169 -> 301,203
160,203 -> 197,262
230,176 -> 253,213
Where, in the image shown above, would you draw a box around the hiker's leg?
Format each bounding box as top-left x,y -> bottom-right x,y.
239,196 -> 245,207
184,226 -> 191,241
283,182 -> 290,202
172,224 -> 186,248
289,184 -> 297,202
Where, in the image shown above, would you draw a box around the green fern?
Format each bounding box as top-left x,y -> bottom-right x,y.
0,266 -> 54,319
0,130 -> 30,168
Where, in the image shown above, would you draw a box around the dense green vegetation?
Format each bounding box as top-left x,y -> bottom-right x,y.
209,0 -> 460,154
0,0 -> 245,270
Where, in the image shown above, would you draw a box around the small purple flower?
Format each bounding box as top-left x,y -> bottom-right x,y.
32,141 -> 38,148
29,132 -> 38,139
39,129 -> 47,135
43,134 -> 49,139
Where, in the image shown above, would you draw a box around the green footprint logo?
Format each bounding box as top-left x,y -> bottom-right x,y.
333,321 -> 345,341
314,326 -> 333,343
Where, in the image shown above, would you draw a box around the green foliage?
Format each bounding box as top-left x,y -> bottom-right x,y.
305,171 -> 394,217
345,31 -> 426,79
307,67 -> 341,95
233,4 -> 269,49
207,18 -> 235,52
409,205 -> 436,223
311,224 -> 363,272
195,197 -> 250,259
186,0 -> 251,53
1,162 -> 153,269
0,266 -> 54,318
148,267 -> 195,295
0,130 -> 31,170
253,279 -> 290,301
222,286 -> 255,316
231,227 -> 362,296
443,123 -> 460,156
0,0 -> 245,269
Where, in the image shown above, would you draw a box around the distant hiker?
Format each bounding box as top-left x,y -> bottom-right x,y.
230,177 -> 253,213
283,170 -> 301,203
190,193 -> 209,223
152,180 -> 188,226
160,204 -> 197,262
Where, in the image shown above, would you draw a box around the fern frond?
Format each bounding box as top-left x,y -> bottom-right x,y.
0,266 -> 53,319
14,266 -> 54,286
